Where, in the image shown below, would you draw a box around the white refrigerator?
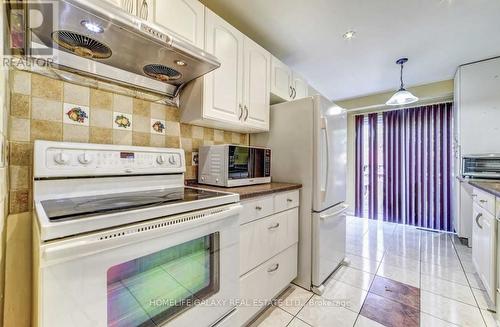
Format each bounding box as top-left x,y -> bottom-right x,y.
251,95 -> 347,292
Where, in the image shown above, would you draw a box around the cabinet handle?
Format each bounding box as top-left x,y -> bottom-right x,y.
268,223 -> 280,230
476,213 -> 483,229
287,198 -> 293,203
139,0 -> 148,20
238,104 -> 244,120
480,199 -> 488,204
255,206 -> 262,211
289,86 -> 293,98
472,194 -> 478,198
244,105 -> 249,121
267,263 -> 280,273
292,87 -> 297,99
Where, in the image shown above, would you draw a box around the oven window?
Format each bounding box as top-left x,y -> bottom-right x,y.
107,233 -> 220,327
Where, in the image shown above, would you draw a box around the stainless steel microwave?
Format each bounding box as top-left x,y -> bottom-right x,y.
198,145 -> 271,187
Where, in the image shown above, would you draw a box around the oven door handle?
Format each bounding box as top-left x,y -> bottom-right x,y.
41,204 -> 242,264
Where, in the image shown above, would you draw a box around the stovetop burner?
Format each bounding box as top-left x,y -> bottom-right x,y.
41,187 -> 227,222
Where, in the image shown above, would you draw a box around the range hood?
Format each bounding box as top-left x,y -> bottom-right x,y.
26,0 -> 220,98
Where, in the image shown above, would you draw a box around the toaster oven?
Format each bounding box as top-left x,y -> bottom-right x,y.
462,154 -> 500,179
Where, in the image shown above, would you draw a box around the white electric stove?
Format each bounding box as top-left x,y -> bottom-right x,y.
33,141 -> 241,327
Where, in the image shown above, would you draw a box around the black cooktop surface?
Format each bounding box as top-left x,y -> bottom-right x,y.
41,187 -> 228,221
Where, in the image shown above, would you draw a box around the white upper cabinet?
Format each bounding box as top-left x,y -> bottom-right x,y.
271,55 -> 309,103
180,9 -> 270,133
102,0 -> 204,47
203,8 -> 244,124
153,0 -> 205,48
455,57 -> 500,155
292,73 -> 308,100
103,0 -> 137,15
271,56 -> 293,102
243,37 -> 271,130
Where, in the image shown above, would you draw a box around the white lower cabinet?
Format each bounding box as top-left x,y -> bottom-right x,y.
240,208 -> 298,275
472,190 -> 497,302
239,244 -> 298,325
237,190 -> 300,326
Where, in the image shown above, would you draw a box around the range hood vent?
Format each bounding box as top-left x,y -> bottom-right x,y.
26,0 -> 220,99
52,30 -> 112,59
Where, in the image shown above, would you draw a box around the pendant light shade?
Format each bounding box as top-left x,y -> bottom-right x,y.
386,58 -> 419,106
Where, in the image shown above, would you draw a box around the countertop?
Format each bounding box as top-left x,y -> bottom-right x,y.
468,181 -> 500,198
186,181 -> 302,200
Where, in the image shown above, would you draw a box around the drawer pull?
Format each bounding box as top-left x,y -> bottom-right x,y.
480,200 -> 488,204
287,198 -> 293,203
268,223 -> 280,230
267,263 -> 280,273
255,206 -> 262,211
476,213 -> 483,229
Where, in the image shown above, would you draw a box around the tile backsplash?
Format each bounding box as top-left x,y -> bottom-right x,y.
8,70 -> 248,214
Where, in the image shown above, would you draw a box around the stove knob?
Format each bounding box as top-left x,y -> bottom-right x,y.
78,153 -> 93,165
54,152 -> 70,165
168,155 -> 176,165
157,155 -> 166,165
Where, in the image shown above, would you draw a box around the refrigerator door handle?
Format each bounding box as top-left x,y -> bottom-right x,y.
319,204 -> 349,220
320,117 -> 329,201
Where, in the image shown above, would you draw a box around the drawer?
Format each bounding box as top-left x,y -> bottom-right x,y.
238,244 -> 298,326
240,195 -> 274,225
473,188 -> 495,215
240,208 -> 299,275
274,190 -> 300,213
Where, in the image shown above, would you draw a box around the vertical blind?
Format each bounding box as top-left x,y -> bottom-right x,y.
355,102 -> 453,232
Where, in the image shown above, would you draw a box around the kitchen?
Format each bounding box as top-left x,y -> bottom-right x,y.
0,1 -> 500,327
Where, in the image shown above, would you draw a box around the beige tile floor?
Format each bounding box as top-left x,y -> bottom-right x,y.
250,216 -> 499,327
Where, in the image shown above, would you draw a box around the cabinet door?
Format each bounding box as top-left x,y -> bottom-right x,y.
472,203 -> 483,274
203,9 -> 244,124
154,0 -> 205,48
271,56 -> 292,101
480,210 -> 497,301
292,74 -> 309,100
459,58 -> 500,154
103,0 -> 137,14
243,37 -> 270,131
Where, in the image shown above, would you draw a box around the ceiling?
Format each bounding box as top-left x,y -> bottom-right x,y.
200,0 -> 500,101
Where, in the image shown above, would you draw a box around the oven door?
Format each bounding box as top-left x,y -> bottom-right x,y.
36,205 -> 241,327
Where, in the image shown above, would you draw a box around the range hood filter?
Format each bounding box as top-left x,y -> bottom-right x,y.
51,30 -> 112,59
143,64 -> 182,82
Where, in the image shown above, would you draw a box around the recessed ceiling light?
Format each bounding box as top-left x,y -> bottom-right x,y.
343,30 -> 356,40
81,20 -> 104,33
175,60 -> 187,66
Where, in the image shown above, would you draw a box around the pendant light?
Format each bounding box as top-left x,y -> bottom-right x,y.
386,58 -> 419,106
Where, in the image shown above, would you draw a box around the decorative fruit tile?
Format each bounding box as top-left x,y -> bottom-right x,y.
150,119 -> 166,135
63,103 -> 90,126
113,112 -> 133,130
